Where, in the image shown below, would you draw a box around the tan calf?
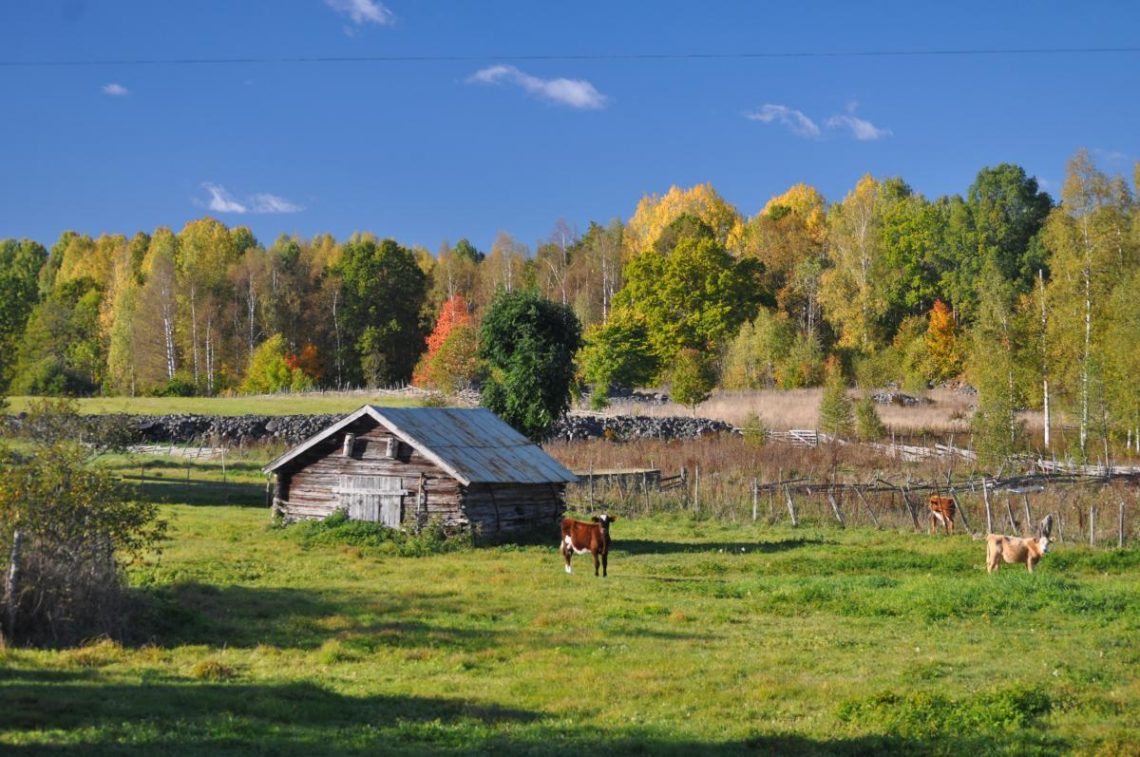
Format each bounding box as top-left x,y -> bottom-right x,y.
986,514 -> 1053,573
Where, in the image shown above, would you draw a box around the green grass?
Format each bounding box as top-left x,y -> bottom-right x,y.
2,492 -> 1138,753
4,392 -> 420,416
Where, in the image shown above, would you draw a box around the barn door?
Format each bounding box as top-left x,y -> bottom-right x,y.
337,475 -> 407,527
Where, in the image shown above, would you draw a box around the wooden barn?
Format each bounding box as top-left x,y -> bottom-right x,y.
262,405 -> 577,538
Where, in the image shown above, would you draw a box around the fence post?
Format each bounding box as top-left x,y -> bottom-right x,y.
900,485 -> 920,531
784,485 -> 798,527
751,478 -> 758,522
1119,499 -> 1125,549
981,478 -> 993,534
854,485 -> 881,529
588,462 -> 595,507
694,465 -> 701,513
1022,494 -> 1033,536
642,472 -> 650,515
948,491 -> 974,537
1005,496 -> 1019,534
1089,505 -> 1096,547
827,490 -> 846,527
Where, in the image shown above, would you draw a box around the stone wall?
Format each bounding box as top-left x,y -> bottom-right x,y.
2,412 -> 733,446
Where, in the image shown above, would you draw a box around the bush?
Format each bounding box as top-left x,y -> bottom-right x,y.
671,348 -> 716,410
817,362 -> 854,438
855,395 -> 887,441
0,412 -> 166,646
285,511 -> 469,558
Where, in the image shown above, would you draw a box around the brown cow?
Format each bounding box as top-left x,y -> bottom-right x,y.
987,514 -> 1053,573
560,514 -> 616,577
928,495 -> 957,535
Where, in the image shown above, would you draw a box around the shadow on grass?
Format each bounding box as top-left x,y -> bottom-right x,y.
0,673 -> 542,754
616,537 -> 825,556
0,670 -> 1068,756
134,582 -> 512,653
120,475 -> 268,507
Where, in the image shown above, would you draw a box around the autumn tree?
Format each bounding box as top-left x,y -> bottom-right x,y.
924,300 -> 962,383
239,334 -> 314,394
1042,150 -> 1136,457
625,183 -> 743,255
819,175 -> 890,352
412,294 -> 480,393
614,217 -> 762,371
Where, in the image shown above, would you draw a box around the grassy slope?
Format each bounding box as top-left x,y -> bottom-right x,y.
1,470 -> 1138,754
4,394 -> 419,416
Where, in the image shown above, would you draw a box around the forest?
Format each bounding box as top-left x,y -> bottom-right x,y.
1,148 -> 1138,461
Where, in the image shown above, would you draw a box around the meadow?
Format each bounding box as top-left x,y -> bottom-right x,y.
1,446 -> 1138,755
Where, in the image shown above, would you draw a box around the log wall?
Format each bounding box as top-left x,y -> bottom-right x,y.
273,417 -> 567,536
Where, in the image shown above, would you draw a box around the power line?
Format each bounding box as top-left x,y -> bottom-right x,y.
2,46 -> 1140,68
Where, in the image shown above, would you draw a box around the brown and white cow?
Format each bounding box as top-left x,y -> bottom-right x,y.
986,514 -> 1053,573
928,495 -> 957,535
560,514 -> 616,577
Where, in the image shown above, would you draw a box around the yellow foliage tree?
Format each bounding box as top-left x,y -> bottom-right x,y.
625,183 -> 743,256
760,183 -> 828,243
924,299 -> 962,382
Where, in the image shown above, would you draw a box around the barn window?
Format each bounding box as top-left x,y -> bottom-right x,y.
385,437 -> 399,459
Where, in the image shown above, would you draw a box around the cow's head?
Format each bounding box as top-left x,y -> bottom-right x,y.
592,513 -> 616,533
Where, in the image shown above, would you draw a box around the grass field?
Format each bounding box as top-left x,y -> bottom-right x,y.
1,453 -> 1138,755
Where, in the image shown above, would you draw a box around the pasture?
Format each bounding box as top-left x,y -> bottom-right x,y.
1,451 -> 1138,754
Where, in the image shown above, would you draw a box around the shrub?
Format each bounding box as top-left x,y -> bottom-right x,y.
671,348 -> 716,411
855,395 -> 887,441
0,400 -> 166,646
818,361 -> 854,438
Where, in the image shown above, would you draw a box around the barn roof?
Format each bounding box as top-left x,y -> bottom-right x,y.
262,405 -> 578,486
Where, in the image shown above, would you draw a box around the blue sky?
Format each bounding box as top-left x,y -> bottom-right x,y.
2,0 -> 1138,254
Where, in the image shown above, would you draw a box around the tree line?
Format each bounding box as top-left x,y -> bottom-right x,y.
1,148 -> 1138,459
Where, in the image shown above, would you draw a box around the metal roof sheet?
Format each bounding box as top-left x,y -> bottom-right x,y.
264,405 -> 578,486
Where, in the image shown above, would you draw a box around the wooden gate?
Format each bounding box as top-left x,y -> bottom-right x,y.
336,475 -> 407,527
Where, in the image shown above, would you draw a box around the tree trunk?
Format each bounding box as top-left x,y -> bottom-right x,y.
1039,269 -> 1051,450
5,529 -> 23,643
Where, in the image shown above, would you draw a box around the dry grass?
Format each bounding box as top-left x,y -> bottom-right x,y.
547,434 -> 1139,544
601,386 -> 1047,435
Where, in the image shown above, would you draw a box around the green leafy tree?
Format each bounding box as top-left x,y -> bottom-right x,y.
855,395 -> 887,441
817,361 -> 854,438
240,334 -> 313,394
670,348 -> 716,412
967,263 -> 1028,468
1042,150 -> 1136,456
479,290 -> 582,441
578,318 -> 657,397
615,216 -> 762,371
0,239 -> 48,390
338,236 -> 428,387
11,277 -> 104,395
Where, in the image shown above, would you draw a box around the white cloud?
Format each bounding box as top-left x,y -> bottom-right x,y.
202,183 -> 247,214
745,104 -> 820,138
250,193 -> 304,214
468,64 -> 607,110
200,183 -> 303,215
826,114 -> 892,141
325,0 -> 394,26
101,82 -> 129,97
